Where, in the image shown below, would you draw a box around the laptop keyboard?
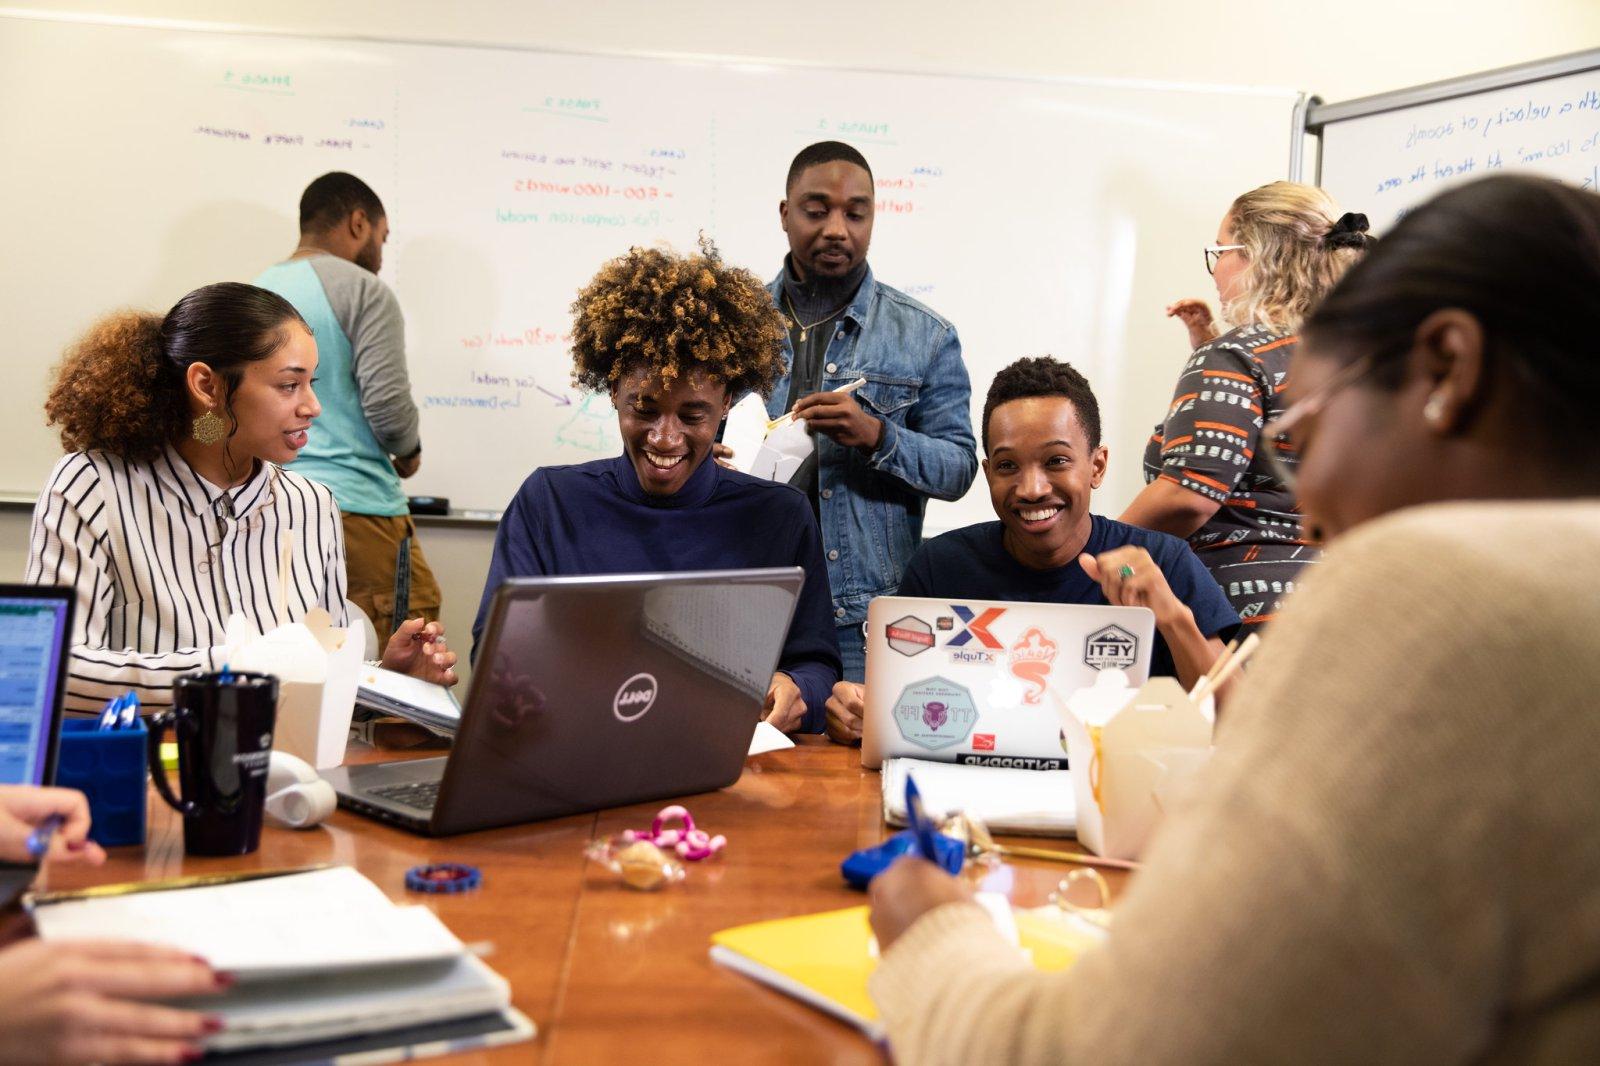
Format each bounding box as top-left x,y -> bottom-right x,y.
369,780 -> 440,811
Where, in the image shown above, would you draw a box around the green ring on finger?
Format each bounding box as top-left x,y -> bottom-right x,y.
1117,564 -> 1135,579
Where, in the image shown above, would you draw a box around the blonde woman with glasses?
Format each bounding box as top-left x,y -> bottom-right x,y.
1120,182 -> 1369,630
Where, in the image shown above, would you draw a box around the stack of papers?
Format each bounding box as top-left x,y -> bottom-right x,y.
357,665 -> 462,734
31,867 -> 533,1059
882,757 -> 1077,836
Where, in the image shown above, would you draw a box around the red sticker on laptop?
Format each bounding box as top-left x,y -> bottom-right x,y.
971,734 -> 996,752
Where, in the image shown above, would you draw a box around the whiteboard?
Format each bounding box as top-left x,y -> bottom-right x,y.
0,13 -> 1297,525
1315,50 -> 1600,232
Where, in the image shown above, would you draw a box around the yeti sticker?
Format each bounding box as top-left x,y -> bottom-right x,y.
1084,625 -> 1138,670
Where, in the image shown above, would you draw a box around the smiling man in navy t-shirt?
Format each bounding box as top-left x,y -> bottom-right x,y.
824,356 -> 1239,744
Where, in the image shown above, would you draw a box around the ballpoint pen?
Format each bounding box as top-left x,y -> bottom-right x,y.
25,814 -> 64,862
902,776 -> 940,863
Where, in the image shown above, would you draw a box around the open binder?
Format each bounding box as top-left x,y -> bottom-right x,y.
28,866 -> 534,1062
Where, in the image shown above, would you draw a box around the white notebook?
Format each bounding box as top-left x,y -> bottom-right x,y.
33,867 -> 461,979
30,866 -> 535,1058
882,757 -> 1077,836
357,665 -> 462,734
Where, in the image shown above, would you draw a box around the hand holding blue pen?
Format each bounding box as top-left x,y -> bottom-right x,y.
0,786 -> 105,866
25,813 -> 64,862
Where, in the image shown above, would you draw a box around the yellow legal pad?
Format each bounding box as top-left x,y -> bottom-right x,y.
709,904 -> 1099,1039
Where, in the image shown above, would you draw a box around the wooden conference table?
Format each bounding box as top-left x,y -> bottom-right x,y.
43,738 -> 1127,1065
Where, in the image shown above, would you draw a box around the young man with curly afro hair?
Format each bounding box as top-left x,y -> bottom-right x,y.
472,239 -> 842,733
823,356 -> 1237,744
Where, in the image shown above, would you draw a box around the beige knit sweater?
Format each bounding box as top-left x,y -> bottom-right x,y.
870,501 -> 1600,1064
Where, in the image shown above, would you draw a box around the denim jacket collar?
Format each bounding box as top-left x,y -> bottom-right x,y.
771,262 -> 877,334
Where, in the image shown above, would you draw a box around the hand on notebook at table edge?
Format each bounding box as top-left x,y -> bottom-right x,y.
0,939 -> 229,1066
0,785 -> 104,867
825,681 -> 864,746
380,618 -> 459,688
763,672 -> 805,734
868,857 -> 973,952
711,442 -> 736,470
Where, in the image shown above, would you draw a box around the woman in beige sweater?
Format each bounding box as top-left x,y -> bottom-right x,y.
867,174 -> 1600,1064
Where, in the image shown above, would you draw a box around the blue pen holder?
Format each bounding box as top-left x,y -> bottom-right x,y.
55,717 -> 148,848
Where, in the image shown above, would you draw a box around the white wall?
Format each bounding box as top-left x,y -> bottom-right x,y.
5,0 -> 1597,684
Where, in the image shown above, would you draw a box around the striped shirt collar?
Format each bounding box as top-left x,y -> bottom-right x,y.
148,445 -> 278,519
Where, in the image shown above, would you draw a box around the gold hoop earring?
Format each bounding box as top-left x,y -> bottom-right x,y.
192,408 -> 228,445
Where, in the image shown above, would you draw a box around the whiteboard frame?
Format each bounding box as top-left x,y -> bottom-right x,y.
0,6 -> 1300,100
1295,47 -> 1600,184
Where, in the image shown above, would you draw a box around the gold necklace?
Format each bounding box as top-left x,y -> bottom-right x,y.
782,291 -> 850,343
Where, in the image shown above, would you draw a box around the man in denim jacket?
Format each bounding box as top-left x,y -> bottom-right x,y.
763,142 -> 978,680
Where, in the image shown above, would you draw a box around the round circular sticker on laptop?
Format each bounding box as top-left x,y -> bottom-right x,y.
891,676 -> 979,751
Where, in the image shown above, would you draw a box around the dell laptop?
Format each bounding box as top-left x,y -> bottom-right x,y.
323,568 -> 804,835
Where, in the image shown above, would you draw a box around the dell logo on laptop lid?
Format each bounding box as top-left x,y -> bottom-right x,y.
613,673 -> 659,722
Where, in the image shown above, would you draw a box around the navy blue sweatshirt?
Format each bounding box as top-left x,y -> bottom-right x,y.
472,454 -> 842,733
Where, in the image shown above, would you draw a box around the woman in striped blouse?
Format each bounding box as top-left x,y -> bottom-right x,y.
1120,182 -> 1371,629
27,282 -> 456,713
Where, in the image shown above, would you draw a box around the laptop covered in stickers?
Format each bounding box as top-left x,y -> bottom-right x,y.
861,595 -> 1154,770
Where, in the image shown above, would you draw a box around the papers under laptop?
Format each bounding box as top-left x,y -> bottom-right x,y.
882,757 -> 1077,835
863,595 -> 1155,838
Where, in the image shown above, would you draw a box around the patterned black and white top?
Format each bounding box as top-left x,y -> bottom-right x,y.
26,446 -> 348,712
1142,323 -> 1318,628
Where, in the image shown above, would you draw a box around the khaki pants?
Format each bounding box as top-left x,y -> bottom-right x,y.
342,513 -> 442,636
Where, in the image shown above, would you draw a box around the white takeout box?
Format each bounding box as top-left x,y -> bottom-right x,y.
1055,671 -> 1214,861
747,418 -> 814,482
227,609 -> 362,769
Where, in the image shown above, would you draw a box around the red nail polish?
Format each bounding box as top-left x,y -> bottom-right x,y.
188,954 -> 210,966
215,971 -> 238,988
180,1048 -> 205,1063
66,839 -> 88,851
202,1016 -> 226,1034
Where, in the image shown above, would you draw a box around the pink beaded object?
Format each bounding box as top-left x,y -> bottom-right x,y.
621,804 -> 727,862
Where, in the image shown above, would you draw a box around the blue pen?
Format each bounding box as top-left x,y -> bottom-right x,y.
218,664 -> 234,685
25,814 -> 64,861
96,693 -> 124,731
903,775 -> 940,863
117,692 -> 140,729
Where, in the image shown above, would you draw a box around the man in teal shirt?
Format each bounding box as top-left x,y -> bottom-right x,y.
254,172 -> 441,630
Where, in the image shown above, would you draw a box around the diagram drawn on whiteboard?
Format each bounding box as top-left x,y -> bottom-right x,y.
556,393 -> 618,453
